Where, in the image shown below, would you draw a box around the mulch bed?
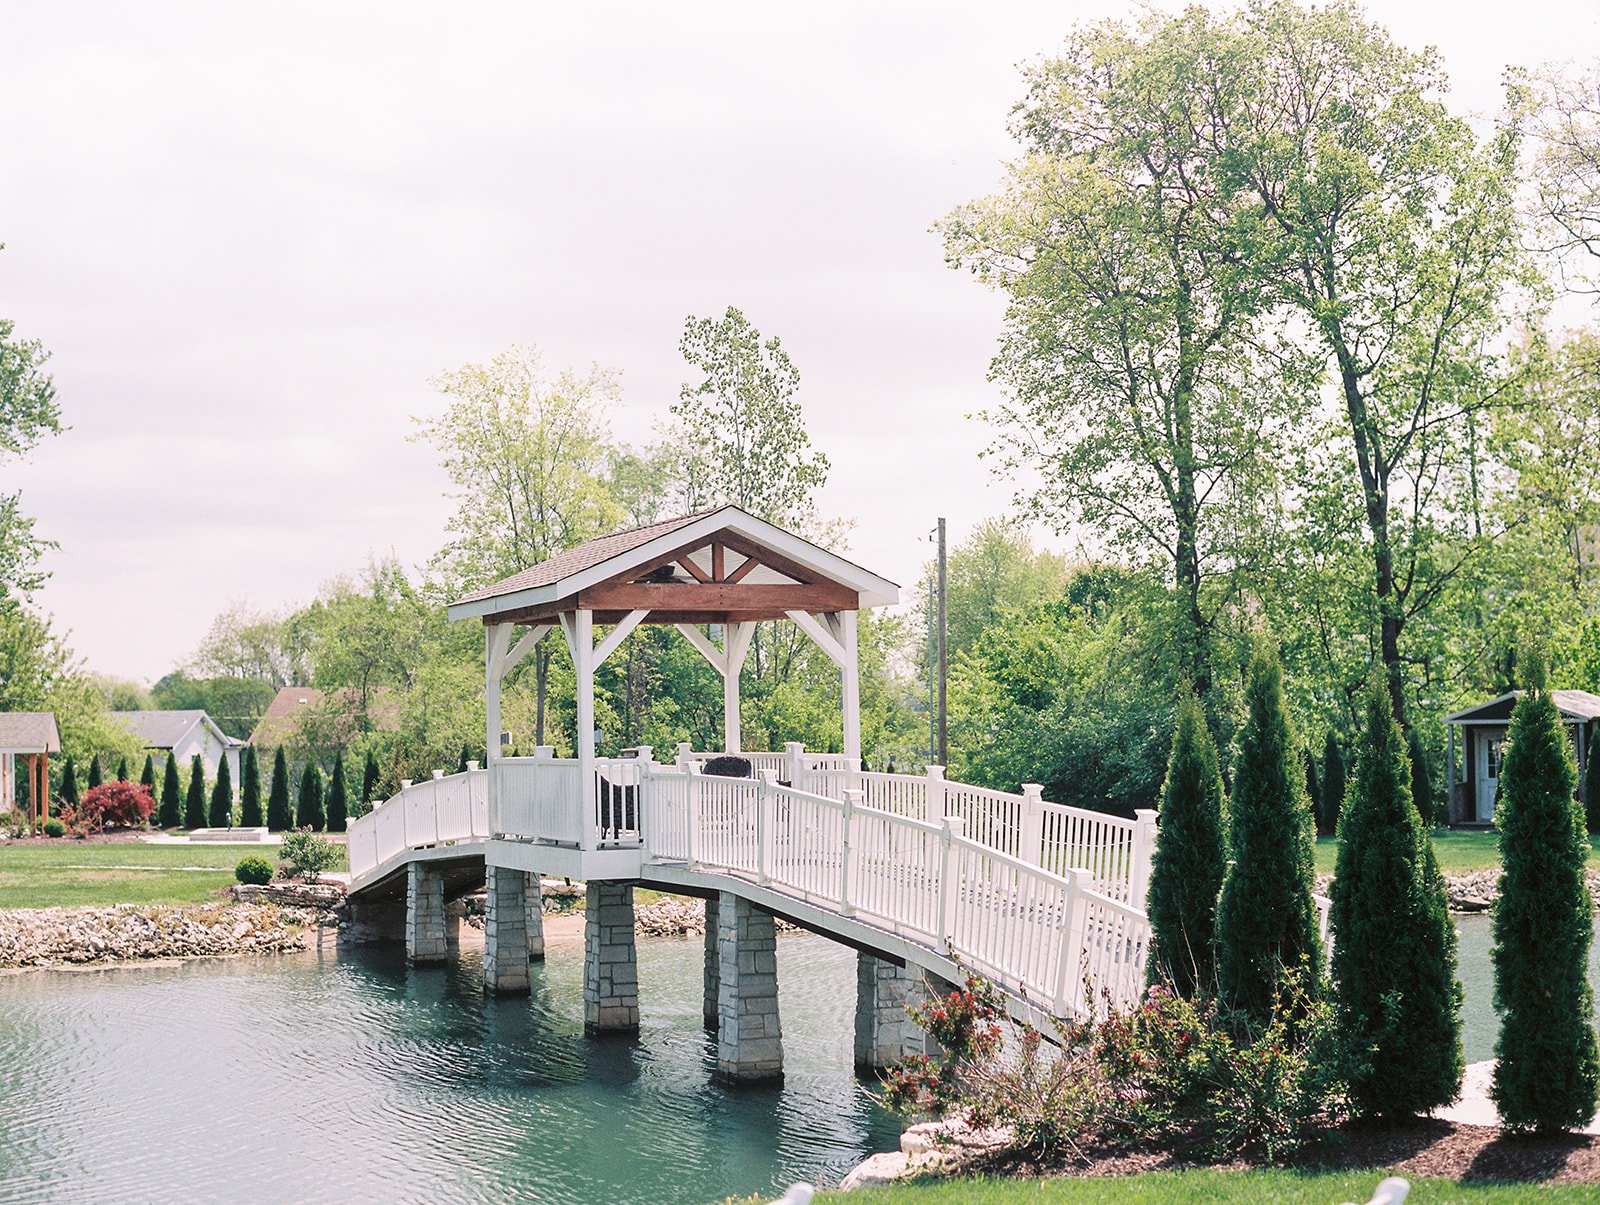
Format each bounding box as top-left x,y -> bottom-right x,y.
961,1120 -> 1600,1185
1,831 -> 153,847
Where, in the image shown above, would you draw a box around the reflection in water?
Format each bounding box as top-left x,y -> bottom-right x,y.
0,934 -> 898,1205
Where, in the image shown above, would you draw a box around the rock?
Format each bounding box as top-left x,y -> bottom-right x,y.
0,902 -> 328,968
838,1152 -> 910,1189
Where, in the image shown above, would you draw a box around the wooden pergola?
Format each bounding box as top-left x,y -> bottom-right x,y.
0,712 -> 61,831
446,506 -> 899,774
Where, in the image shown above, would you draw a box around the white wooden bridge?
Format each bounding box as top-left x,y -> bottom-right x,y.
343,507 -> 1157,1081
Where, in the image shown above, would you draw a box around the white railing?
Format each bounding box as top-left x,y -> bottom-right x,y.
346,766 -> 490,883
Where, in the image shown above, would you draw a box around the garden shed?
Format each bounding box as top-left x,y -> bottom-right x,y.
1443,689 -> 1600,827
0,711 -> 61,830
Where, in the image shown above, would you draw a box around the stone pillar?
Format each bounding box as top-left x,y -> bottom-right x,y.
854,954 -> 929,1073
584,881 -> 640,1033
406,863 -> 447,964
484,865 -> 531,994
702,894 -> 720,1028
715,891 -> 782,1083
525,873 -> 546,962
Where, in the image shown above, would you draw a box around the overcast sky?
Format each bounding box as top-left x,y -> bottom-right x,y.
3,1 -> 1597,684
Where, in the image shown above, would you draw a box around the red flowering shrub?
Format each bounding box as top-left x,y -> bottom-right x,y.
79,781 -> 155,830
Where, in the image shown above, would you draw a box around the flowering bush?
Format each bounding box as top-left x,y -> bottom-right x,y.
79,781 -> 155,830
880,971 -> 1005,1119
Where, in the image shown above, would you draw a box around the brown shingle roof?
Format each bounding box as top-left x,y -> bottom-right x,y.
0,712 -> 61,753
248,685 -> 403,747
452,510 -> 717,607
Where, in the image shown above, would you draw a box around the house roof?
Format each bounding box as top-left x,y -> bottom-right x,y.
110,710 -> 242,751
1443,690 -> 1600,725
248,685 -> 403,747
0,712 -> 61,753
447,505 -> 899,624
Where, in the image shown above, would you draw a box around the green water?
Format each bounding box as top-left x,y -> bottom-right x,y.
0,933 -> 898,1205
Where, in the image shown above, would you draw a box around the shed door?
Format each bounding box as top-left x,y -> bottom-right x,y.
1476,731 -> 1502,822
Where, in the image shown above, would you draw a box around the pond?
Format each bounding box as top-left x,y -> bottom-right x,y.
0,932 -> 898,1205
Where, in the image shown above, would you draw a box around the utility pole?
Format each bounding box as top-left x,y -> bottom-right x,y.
937,516 -> 947,767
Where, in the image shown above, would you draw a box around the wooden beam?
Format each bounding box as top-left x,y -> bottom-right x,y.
712,544 -> 725,582
593,609 -> 650,668
578,581 -> 856,613
725,554 -> 759,584
676,556 -> 711,584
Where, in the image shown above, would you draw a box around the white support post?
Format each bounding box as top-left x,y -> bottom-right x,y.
936,815 -> 965,951
723,622 -> 751,754
676,741 -> 693,770
757,769 -> 776,884
486,623 -> 512,766
784,741 -> 805,789
840,789 -> 861,915
564,609 -> 598,852
1020,783 -> 1045,867
1053,868 -> 1090,1017
839,610 -> 861,767
686,760 -> 703,869
1130,808 -> 1158,908
926,765 -> 947,824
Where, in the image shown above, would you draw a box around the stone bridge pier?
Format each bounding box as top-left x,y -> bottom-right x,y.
854,954 -> 933,1074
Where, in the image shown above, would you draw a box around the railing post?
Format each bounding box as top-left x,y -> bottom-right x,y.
467,760 -> 480,772
757,769 -> 776,884
1130,808 -> 1158,909
936,815 -> 964,950
840,789 -> 861,915
677,741 -> 693,771
1052,868 -> 1090,1017
926,765 -> 947,824
1020,783 -> 1045,867
400,782 -> 411,849
686,761 -> 702,870
784,740 -> 805,787
635,746 -> 653,854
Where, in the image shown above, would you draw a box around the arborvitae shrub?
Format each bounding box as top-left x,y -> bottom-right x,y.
1331,675 -> 1462,1118
59,755 -> 79,809
86,757 -> 103,792
240,746 -> 264,828
159,752 -> 182,828
298,762 -> 325,831
1492,674 -> 1600,1131
1408,728 -> 1435,826
1584,738 -> 1600,836
325,751 -> 348,834
457,743 -> 471,774
1147,690 -> 1228,997
115,757 -> 128,782
209,756 -> 233,828
139,754 -> 156,800
267,748 -> 293,831
184,755 -> 207,829
361,751 -> 379,807
1304,746 -> 1321,827
1214,647 -> 1322,1021
1321,733 -> 1345,837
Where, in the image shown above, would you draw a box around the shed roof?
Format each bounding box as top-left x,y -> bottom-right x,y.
110,710 -> 242,750
0,712 -> 61,753
1443,690 -> 1600,725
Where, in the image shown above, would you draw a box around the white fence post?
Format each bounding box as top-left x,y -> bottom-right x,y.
926,765 -> 947,824
1020,783 -> 1045,867
936,815 -> 965,950
757,769 -> 776,884
784,740 -> 805,787
840,789 -> 860,915
1052,868 -> 1090,1017
685,761 -> 702,869
677,741 -> 693,771
1130,808 -> 1158,908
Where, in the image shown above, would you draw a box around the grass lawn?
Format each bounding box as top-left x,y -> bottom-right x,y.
826,1170 -> 1599,1202
1313,831 -> 1600,877
0,841 -> 349,909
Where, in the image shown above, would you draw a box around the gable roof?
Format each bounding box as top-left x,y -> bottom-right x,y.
248,685 -> 403,747
0,712 -> 60,753
110,710 -> 242,751
1444,690 -> 1600,725
447,505 -> 899,622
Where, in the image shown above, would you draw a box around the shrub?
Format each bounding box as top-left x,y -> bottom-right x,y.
359,750 -> 380,816
1214,647 -> 1322,1021
298,762 -> 325,831
139,754 -> 156,801
115,756 -> 129,783
159,751 -> 182,828
1330,675 -> 1461,1119
239,746 -> 264,828
1408,727 -> 1435,826
59,755 -> 79,809
266,747 -> 293,831
1320,732 -> 1345,836
234,856 -> 274,885
1585,737 -> 1600,836
325,750 -> 348,834
1492,662 -> 1600,1132
184,754 -> 207,829
277,830 -> 339,881
1147,688 -> 1228,997
42,818 -> 67,838
80,781 -> 156,830
86,757 -> 103,792
208,755 -> 233,828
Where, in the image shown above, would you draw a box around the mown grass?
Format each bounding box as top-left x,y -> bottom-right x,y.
1313,831 -> 1600,877
824,1170 -> 1600,1203
0,841 -> 349,909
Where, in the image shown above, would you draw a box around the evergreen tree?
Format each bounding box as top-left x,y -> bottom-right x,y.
139,754 -> 156,802
457,743 -> 471,774
59,755 -> 79,809
208,756 -> 233,828
1331,675 -> 1462,1118
240,746 -> 264,828
266,748 -> 293,831
1321,732 -> 1346,837
1304,745 -> 1321,828
361,751 -> 380,808
1492,666 -> 1600,1132
1147,689 -> 1228,997
1214,647 -> 1322,1020
159,752 -> 182,828
86,757 -> 103,792
1584,737 -> 1600,836
298,762 -> 325,831
183,754 -> 207,829
1408,728 -> 1435,826
115,756 -> 129,782
325,751 -> 349,834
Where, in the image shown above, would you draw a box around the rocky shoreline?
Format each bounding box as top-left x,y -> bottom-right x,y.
0,901 -> 333,968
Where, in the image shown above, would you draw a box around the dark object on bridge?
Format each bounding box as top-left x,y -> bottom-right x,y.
598,777 -> 637,840
702,756 -> 753,779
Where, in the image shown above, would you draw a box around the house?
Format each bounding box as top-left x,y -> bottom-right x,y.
248,685 -> 401,749
0,712 -> 60,825
1443,690 -> 1600,827
111,710 -> 244,786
